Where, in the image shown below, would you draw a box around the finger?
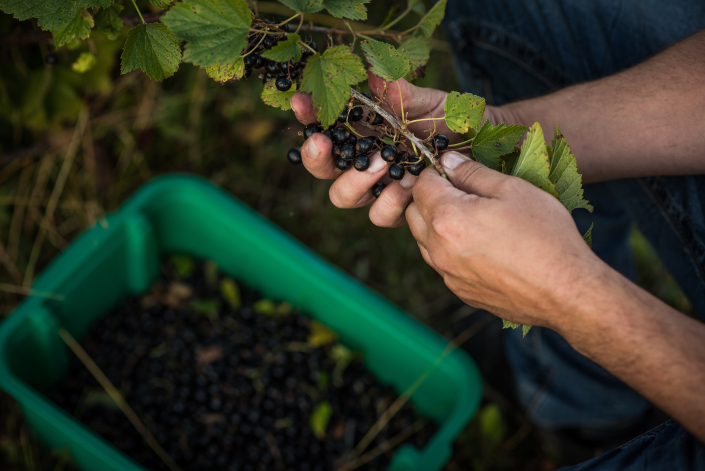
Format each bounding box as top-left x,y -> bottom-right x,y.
405,202 -> 428,247
417,244 -> 439,273
291,92 -> 318,125
412,166 -> 463,221
368,172 -> 416,227
440,152 -> 511,197
301,132 -> 338,180
328,153 -> 388,208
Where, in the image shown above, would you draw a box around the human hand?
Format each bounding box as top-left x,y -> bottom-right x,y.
290,75 -> 505,227
406,152 -> 602,331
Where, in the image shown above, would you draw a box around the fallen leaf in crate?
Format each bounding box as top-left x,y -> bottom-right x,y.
308,321 -> 338,347
310,401 -> 332,439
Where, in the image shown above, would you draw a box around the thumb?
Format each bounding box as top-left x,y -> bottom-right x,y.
441,152 -> 509,197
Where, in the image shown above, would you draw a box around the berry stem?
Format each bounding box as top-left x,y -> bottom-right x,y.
300,41 -> 318,55
349,88 -> 445,176
278,13 -> 301,27
447,137 -> 474,148
130,0 -> 146,25
405,117 -> 445,125
242,33 -> 268,57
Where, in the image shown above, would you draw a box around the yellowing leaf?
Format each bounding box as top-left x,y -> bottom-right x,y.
549,126 -> 593,213
220,278 -> 241,308
307,320 -> 338,347
310,401 -> 332,438
162,0 -> 251,67
444,91 -> 485,134
206,57 -> 245,83
323,0 -> 369,20
261,79 -> 297,111
120,23 -> 181,81
361,39 -> 410,82
261,33 -> 302,62
71,52 -> 96,72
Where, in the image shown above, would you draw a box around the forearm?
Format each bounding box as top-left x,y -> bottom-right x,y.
499,30 -> 705,184
556,262 -> 705,442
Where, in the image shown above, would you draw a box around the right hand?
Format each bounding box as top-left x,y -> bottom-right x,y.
290,74 -> 504,227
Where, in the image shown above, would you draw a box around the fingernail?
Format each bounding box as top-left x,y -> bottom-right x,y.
442,152 -> 469,170
399,171 -> 416,189
306,137 -> 320,159
366,153 -> 386,174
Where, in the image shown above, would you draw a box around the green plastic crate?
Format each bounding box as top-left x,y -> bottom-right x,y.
0,175 -> 481,471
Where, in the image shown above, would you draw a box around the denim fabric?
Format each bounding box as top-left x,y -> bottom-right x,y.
444,0 -> 705,468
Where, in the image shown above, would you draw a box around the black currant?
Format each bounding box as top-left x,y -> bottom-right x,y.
340,145 -> 355,160
335,157 -> 351,171
389,163 -> 405,180
303,123 -> 322,139
321,129 -> 332,139
287,147 -> 302,165
45,53 -> 58,65
263,35 -> 278,49
407,160 -> 426,176
361,91 -> 372,100
243,54 -> 257,69
353,155 -> 370,171
350,107 -> 364,122
264,61 -> 279,75
380,146 -> 397,162
289,68 -> 300,80
356,137 -> 373,155
346,134 -> 357,147
302,41 -> 317,57
262,74 -> 273,84
368,112 -> 384,126
395,151 -> 409,164
254,56 -> 264,69
332,145 -> 341,156
338,109 -> 350,123
434,134 -> 449,151
372,182 -> 386,198
331,127 -> 349,145
244,68 -> 252,78
280,23 -> 290,32
275,76 -> 292,91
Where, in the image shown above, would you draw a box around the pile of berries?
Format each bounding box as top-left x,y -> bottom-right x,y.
45,258 -> 435,471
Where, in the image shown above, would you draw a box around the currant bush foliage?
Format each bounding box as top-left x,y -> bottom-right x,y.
1,0 -> 593,335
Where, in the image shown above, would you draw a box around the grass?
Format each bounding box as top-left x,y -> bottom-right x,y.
0,2 -> 692,470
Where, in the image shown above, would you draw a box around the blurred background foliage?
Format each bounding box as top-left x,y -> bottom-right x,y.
0,0 -> 692,470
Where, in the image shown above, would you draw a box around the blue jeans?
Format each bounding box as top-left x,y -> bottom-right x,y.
444,0 -> 705,469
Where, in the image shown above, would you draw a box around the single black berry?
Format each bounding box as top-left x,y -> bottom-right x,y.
368,113 -> 384,126
434,134 -> 449,151
332,145 -> 341,156
331,127 -> 349,145
350,107 -> 364,122
338,109 -> 351,123
264,61 -> 279,75
303,124 -> 322,139
275,76 -> 292,91
321,129 -> 332,139
380,146 -> 397,162
346,134 -> 357,147
361,92 -> 372,100
263,35 -> 279,49
280,23 -> 291,32
356,137 -> 373,155
389,163 -> 405,180
45,53 -> 58,65
289,68 -> 300,80
407,160 -> 426,176
353,155 -> 370,171
262,74 -> 273,84
287,147 -> 302,165
372,182 -> 386,198
243,54 -> 257,69
302,41 -> 317,57
254,56 -> 264,69
340,145 -> 355,160
335,157 -> 351,171
244,68 -> 253,78
395,151 -> 409,164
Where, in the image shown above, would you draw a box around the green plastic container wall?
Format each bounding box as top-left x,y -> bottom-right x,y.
0,175 -> 482,471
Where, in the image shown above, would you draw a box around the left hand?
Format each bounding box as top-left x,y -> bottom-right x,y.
406,151 -> 602,331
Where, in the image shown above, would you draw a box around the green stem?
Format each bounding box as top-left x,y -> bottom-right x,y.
299,41 -> 317,55
376,5 -> 412,32
278,13 -> 301,27
294,14 -> 304,34
130,0 -> 145,24
344,122 -> 363,137
405,116 -> 444,125
448,138 -> 474,148
242,33 -> 268,57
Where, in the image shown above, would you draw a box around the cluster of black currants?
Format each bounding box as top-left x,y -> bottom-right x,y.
240,19 -> 317,93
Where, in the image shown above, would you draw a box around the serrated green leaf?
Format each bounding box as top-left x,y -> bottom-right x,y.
205,57 -> 245,82
72,52 -> 96,72
261,33 -> 302,62
471,120 -> 527,170
121,23 -> 181,81
444,91 -> 485,134
379,136 -> 396,145
261,79 -> 297,110
162,0 -> 251,67
511,122 -> 552,189
94,5 -> 123,40
0,0 -> 75,30
300,45 -> 367,127
77,0 -> 113,7
310,401 -> 332,439
52,9 -> 93,47
416,0 -> 446,38
400,36 -> 430,70
583,223 -> 593,248
322,0 -> 369,20
361,39 -> 410,82
522,325 -> 532,336
502,319 -> 520,330
150,0 -> 175,8
279,0 -> 324,14
549,126 -> 594,213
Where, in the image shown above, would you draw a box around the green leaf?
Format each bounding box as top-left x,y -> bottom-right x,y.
444,91 -> 485,134
549,126 -> 594,213
72,52 -> 96,72
219,278 -> 241,308
400,36 -> 430,71
479,404 -> 505,446
261,79 -> 297,110
322,0 -> 369,20
583,223 -> 593,248
162,0 -> 251,67
471,121 -> 527,171
502,319 -> 520,330
308,320 -> 339,347
150,0 -> 175,8
361,39 -> 410,82
300,45 -> 367,127
121,23 -> 181,81
261,33 -> 302,62
205,57 -> 245,83
511,122 -> 553,189
278,0 -> 324,14
52,9 -> 93,48
415,0 -> 446,38
94,5 -> 124,41
310,401 -> 332,438
0,0 -> 75,31
78,0 -> 113,7
522,325 -> 532,337
253,299 -> 276,315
